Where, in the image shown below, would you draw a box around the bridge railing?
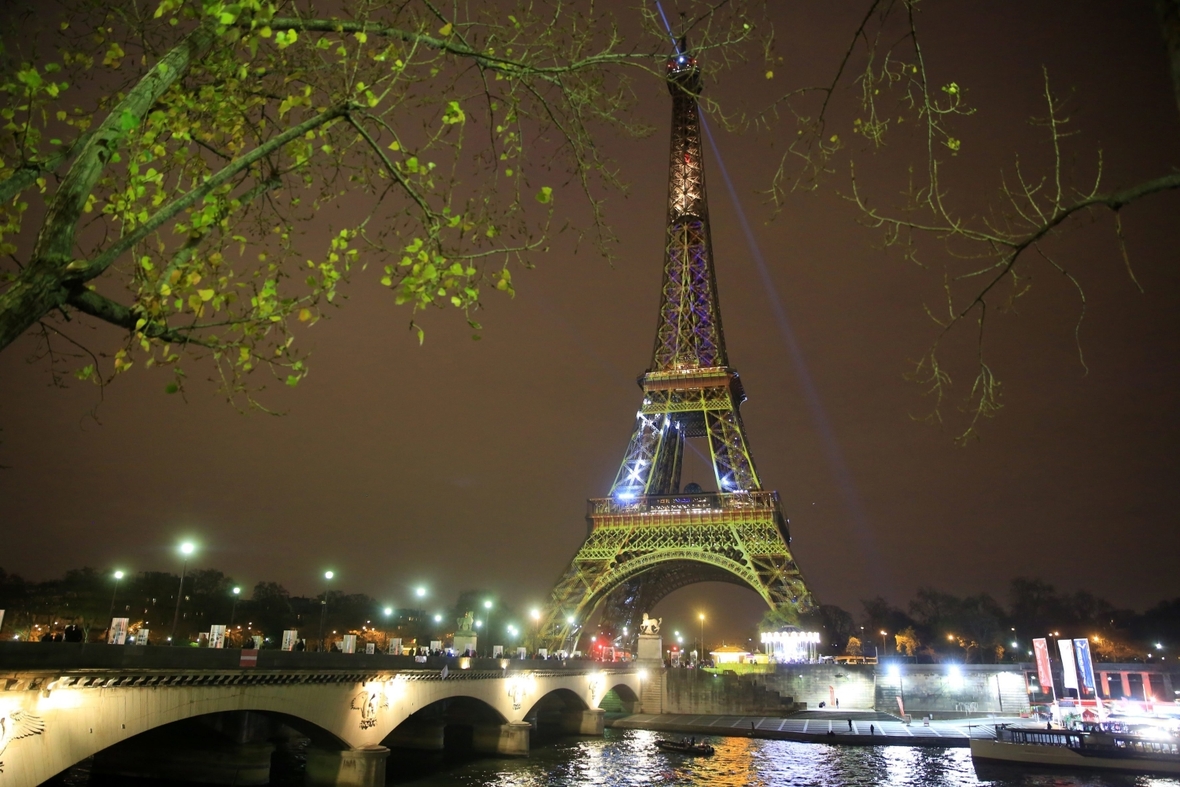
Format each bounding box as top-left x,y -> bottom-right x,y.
0,642 -> 637,675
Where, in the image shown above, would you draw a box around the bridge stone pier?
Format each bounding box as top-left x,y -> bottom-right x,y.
0,644 -> 640,787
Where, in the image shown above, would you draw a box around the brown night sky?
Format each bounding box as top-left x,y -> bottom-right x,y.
1,0 -> 1178,646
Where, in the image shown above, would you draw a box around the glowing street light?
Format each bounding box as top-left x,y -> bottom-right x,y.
880,630 -> 888,655
230,586 -> 242,631
107,569 -> 126,623
699,613 -> 706,661
169,541 -> 197,646
318,570 -> 335,652
415,586 -> 427,599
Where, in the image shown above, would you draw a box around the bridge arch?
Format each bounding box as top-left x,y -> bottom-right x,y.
0,659 -> 641,787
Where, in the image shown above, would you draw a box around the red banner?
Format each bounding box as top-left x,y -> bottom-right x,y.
1033,638 -> 1053,695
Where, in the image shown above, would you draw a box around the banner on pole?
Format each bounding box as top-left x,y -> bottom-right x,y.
1032,637 -> 1053,695
209,625 -> 227,649
493,645 -> 503,657
365,643 -> 375,655
388,638 -> 402,655
109,618 -> 129,645
1073,639 -> 1097,696
281,630 -> 298,652
1057,638 -> 1079,691
135,628 -> 149,646
342,634 -> 357,654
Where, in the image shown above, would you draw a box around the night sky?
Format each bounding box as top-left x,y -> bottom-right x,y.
2,1 -> 1177,647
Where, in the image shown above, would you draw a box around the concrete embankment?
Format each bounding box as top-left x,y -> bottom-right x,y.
605,710 -> 1017,748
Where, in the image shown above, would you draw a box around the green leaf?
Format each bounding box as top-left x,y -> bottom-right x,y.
442,101 -> 465,125
535,186 -> 553,204
165,383 -> 179,394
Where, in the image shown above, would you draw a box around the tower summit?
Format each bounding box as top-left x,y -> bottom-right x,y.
540,46 -> 812,652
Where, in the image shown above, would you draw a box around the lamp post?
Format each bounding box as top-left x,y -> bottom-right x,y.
529,608 -> 541,655
230,586 -> 241,631
169,542 -> 196,646
318,570 -> 334,652
383,606 -> 393,651
699,613 -> 706,665
484,599 -> 494,657
107,570 -> 125,623
880,630 -> 888,657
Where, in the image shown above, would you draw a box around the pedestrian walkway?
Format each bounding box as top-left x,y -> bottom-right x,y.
606,712 -> 1022,748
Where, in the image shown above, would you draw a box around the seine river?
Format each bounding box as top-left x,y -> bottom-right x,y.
376,729 -> 1180,787
65,728 -> 1180,786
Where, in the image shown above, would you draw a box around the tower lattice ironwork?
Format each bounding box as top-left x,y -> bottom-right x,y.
539,47 -> 812,653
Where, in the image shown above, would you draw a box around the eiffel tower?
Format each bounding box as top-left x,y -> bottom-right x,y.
539,44 -> 812,652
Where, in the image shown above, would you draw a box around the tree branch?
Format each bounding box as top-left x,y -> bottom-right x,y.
78,103 -> 351,281
0,131 -> 95,205
31,21 -> 220,269
66,287 -> 217,347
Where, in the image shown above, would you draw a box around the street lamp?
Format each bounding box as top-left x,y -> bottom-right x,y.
699,613 -> 706,664
230,586 -> 241,631
169,542 -> 196,646
108,570 -> 125,624
880,630 -> 888,656
415,586 -> 427,599
319,570 -> 334,652
484,600 -> 494,656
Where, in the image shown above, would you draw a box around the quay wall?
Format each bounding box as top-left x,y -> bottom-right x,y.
661,668 -> 798,716
690,664 -> 1035,718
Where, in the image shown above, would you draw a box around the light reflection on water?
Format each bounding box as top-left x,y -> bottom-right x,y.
391,729 -> 1180,787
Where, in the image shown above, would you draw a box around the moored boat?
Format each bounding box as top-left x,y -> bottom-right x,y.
655,738 -> 715,756
971,724 -> 1180,776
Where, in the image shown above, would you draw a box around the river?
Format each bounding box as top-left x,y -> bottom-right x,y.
380,729 -> 1180,787
62,728 -> 1180,786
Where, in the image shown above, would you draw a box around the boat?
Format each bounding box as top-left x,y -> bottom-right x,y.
655,738 -> 715,756
970,723 -> 1180,777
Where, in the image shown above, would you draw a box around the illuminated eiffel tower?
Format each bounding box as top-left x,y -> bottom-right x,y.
540,44 -> 812,652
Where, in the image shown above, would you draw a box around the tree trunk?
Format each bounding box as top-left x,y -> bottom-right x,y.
0,265 -> 70,351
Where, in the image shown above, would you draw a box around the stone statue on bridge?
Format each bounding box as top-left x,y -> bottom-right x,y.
457,611 -> 475,633
639,613 -> 661,635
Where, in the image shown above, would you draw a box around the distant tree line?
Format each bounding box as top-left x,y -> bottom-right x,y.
0,566 -> 522,650
780,578 -> 1180,664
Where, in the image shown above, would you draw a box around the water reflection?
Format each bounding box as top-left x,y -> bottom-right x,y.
60,728 -> 1180,786
390,731 -> 1180,787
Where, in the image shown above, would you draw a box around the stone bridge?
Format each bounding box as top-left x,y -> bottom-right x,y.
0,644 -> 642,787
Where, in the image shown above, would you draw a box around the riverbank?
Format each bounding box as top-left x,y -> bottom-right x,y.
605,710 -> 1021,748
